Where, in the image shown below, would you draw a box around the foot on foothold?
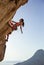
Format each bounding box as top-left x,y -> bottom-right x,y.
5,39 -> 8,41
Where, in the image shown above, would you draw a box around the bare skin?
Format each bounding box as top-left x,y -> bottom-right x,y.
5,19 -> 24,41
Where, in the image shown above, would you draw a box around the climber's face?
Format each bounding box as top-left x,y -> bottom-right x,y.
20,21 -> 23,26
19,21 -> 24,27
19,19 -> 24,27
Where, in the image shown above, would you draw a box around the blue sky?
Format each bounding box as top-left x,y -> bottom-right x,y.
4,0 -> 44,61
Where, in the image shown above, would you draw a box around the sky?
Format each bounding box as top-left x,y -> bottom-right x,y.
3,0 -> 44,62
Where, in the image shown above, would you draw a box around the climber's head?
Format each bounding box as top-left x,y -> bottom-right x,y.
19,18 -> 24,27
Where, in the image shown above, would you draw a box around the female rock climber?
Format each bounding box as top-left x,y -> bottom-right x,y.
6,18 -> 24,41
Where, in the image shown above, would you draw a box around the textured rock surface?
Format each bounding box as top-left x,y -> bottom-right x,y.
0,0 -> 28,61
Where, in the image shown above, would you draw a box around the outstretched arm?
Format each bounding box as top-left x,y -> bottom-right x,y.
20,26 -> 23,33
12,21 -> 16,23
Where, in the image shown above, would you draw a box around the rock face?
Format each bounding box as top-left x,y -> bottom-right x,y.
15,49 -> 44,65
0,0 -> 28,61
0,0 -> 28,30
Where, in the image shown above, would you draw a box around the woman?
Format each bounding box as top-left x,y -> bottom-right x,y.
6,18 -> 24,41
